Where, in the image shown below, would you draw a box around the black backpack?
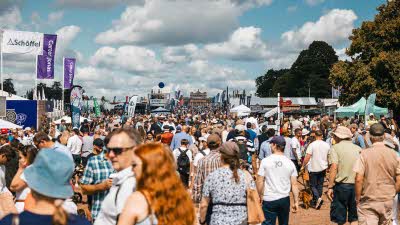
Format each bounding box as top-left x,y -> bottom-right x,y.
177,148 -> 190,175
237,140 -> 248,161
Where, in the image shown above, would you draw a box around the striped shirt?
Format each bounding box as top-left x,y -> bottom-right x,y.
233,136 -> 255,152
192,150 -> 221,203
80,151 -> 115,219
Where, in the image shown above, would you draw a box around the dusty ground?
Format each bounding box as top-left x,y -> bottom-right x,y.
289,190 -> 332,225
76,179 -> 346,225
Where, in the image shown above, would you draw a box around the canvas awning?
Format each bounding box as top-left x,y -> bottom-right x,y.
151,107 -> 170,113
264,107 -> 278,118
0,119 -> 22,129
230,104 -> 251,113
335,97 -> 388,117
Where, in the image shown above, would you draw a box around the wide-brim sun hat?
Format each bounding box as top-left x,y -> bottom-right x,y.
301,129 -> 310,136
332,126 -> 352,139
24,149 -> 74,199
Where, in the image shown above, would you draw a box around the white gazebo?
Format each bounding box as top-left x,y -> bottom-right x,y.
0,119 -> 22,129
54,116 -> 91,125
230,104 -> 251,116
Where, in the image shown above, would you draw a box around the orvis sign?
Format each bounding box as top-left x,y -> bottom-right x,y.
1,30 -> 43,55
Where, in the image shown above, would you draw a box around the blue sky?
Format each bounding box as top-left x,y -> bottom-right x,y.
0,0 -> 385,98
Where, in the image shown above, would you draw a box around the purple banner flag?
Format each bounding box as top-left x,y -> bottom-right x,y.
37,34 -> 57,79
64,58 -> 76,89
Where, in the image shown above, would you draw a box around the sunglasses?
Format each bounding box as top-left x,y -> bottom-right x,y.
106,145 -> 136,155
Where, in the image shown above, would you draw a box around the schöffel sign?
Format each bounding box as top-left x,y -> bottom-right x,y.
7,38 -> 41,47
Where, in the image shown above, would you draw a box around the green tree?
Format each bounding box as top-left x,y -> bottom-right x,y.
271,71 -> 296,97
287,41 -> 338,97
3,78 -> 16,95
329,1 -> 400,112
255,69 -> 289,97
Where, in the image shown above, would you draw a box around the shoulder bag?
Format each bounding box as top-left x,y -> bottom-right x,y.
244,172 -> 265,224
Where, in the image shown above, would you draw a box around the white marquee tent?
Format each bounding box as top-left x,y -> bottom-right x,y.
54,116 -> 91,125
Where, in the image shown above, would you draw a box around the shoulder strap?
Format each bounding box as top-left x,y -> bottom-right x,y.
140,191 -> 156,225
178,148 -> 183,154
243,171 -> 252,189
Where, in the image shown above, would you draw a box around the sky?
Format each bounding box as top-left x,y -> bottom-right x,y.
0,0 -> 385,99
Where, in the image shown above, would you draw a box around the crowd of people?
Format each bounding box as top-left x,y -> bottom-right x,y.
0,108 -> 399,225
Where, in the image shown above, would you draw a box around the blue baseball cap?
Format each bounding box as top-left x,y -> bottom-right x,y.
24,149 -> 74,199
270,136 -> 286,147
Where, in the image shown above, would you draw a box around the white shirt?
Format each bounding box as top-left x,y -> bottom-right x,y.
291,120 -> 303,132
283,137 -> 292,159
258,154 -> 298,201
305,140 -> 330,172
222,130 -> 229,143
94,167 -> 136,225
67,135 -> 83,155
193,148 -> 210,167
290,137 -> 301,160
15,173 -> 30,213
0,165 -> 7,193
173,146 -> 193,162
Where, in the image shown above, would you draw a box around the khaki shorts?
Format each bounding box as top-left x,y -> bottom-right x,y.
358,200 -> 393,225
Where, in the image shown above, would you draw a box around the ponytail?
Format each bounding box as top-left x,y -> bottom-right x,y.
221,154 -> 240,183
53,200 -> 68,225
229,159 -> 240,183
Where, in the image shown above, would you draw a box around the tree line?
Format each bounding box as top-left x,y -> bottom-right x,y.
256,1 -> 400,114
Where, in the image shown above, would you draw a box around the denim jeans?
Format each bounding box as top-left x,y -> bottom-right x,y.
262,197 -> 290,225
330,183 -> 357,224
309,170 -> 326,204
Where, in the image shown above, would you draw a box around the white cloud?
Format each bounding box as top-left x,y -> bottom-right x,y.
305,0 -> 325,6
335,48 -> 351,61
90,46 -> 163,73
205,26 -> 267,61
281,9 -> 357,50
55,25 -> 82,60
162,44 -> 205,63
95,0 -> 241,45
55,0 -> 144,9
0,6 -> 22,29
48,11 -> 64,24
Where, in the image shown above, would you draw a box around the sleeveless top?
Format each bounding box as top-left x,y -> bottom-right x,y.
136,191 -> 158,225
136,214 -> 158,225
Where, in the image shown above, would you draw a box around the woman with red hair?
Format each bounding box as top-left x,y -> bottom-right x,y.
118,143 -> 195,225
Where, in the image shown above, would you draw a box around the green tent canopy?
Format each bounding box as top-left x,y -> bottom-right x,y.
335,97 -> 388,118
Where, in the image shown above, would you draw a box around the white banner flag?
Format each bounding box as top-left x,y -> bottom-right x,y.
128,96 -> 138,117
1,30 -> 43,55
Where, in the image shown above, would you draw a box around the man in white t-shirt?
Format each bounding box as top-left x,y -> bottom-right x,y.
256,136 -> 299,225
302,130 -> 330,209
193,136 -> 210,168
291,128 -> 302,172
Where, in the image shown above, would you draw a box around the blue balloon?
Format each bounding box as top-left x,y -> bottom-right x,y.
158,82 -> 165,88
